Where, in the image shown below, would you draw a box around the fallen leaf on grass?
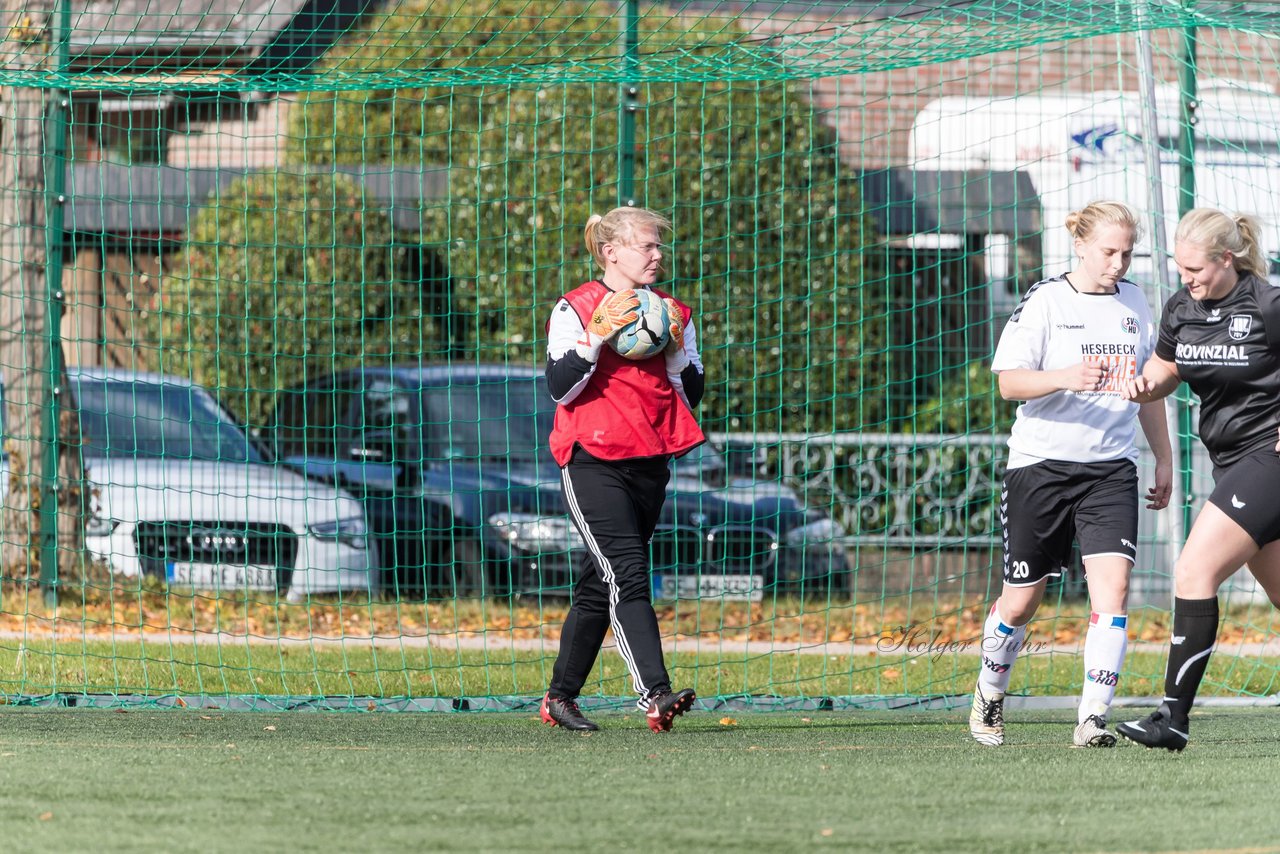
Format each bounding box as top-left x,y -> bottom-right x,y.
174,697 -> 187,708
263,725 -> 276,732
718,717 -> 738,726
38,812 -> 53,821
820,828 -> 833,837
882,669 -> 900,679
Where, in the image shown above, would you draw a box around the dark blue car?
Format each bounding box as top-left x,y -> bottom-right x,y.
267,364 -> 850,599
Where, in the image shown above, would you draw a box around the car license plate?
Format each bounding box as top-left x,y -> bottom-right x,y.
653,573 -> 762,602
166,562 -> 277,591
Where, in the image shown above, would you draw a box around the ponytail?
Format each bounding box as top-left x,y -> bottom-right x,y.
1232,215 -> 1268,277
583,214 -> 606,269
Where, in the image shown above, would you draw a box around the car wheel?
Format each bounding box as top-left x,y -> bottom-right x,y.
451,537 -> 488,599
377,531 -> 428,601
776,545 -> 853,599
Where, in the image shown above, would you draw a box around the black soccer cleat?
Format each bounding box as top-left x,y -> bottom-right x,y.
540,693 -> 599,732
1116,704 -> 1188,752
645,688 -> 696,733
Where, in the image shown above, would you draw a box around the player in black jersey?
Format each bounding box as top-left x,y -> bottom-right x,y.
1116,208 -> 1280,751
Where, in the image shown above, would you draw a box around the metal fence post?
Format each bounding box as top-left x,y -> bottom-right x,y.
38,0 -> 73,609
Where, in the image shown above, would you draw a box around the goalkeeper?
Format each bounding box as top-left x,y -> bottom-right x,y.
539,206 -> 704,733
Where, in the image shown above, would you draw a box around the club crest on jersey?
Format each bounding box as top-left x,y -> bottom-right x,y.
1228,314 -> 1253,340
1121,316 -> 1138,334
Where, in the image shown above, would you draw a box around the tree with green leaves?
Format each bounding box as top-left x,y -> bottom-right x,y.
282,0 -> 887,435
151,171 -> 429,426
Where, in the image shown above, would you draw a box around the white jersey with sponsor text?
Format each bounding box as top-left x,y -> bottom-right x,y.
991,275 -> 1154,469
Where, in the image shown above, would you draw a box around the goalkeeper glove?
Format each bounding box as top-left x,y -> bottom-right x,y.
575,288 -> 640,362
663,297 -> 690,373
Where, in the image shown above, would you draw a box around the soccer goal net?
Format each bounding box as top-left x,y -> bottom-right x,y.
0,0 -> 1277,710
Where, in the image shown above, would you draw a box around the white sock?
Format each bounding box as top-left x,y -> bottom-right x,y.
977,603 -> 1027,696
1079,611 -> 1127,723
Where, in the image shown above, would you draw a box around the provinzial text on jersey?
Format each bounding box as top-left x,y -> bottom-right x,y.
1175,342 -> 1249,362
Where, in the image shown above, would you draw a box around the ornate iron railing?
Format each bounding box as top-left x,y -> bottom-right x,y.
713,432 -> 1008,547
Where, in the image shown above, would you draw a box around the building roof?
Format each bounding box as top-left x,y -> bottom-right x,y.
858,168 -> 1041,237
67,0 -> 376,75
65,162 -> 448,236
63,163 -> 1036,241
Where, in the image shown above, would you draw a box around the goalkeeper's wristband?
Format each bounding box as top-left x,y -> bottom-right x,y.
665,347 -> 690,374
575,332 -> 606,363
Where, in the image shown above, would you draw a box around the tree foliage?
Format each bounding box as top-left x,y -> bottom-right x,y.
281,0 -> 887,434
904,361 -> 1015,435
150,171 -> 430,425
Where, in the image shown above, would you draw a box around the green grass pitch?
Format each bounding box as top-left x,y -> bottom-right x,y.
2,706 -> 1279,852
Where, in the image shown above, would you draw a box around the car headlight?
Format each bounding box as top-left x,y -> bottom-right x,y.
488,512 -> 584,553
308,515 -> 369,550
85,515 -> 119,537
785,517 -> 847,546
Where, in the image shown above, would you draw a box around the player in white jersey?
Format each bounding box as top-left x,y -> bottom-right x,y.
969,201 -> 1173,748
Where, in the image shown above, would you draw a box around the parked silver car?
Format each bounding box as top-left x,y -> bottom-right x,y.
67,368 -> 374,602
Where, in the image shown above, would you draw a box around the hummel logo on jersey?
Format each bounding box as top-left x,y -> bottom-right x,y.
1232,495 -> 1246,509
1172,635 -> 1186,645
1121,539 -> 1135,550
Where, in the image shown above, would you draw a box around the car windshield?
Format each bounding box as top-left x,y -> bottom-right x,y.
73,378 -> 264,463
420,374 -> 556,461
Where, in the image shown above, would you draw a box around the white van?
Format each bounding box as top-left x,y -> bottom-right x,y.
907,80 -> 1280,297
909,81 -> 1280,604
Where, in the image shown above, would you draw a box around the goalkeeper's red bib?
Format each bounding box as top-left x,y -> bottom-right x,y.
549,281 -> 705,466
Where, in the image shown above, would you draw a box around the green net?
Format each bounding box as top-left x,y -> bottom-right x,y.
2,0 -> 1280,710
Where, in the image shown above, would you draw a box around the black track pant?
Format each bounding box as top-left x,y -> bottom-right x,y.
548,447 -> 671,702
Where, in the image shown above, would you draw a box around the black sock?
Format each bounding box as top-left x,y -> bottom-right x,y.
547,607 -> 610,700
1163,596 -> 1219,726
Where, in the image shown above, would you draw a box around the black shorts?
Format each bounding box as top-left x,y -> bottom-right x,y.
1209,450 -> 1280,547
1001,459 -> 1139,586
